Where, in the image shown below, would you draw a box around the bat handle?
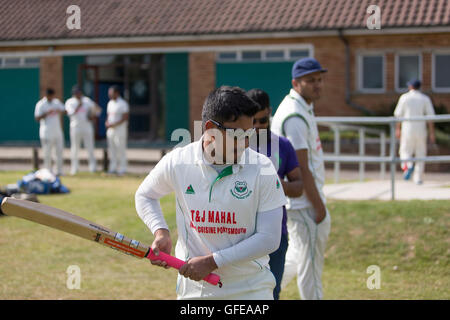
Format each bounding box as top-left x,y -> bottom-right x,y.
147,249 -> 222,287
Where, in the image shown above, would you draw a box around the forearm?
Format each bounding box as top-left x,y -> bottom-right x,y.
301,167 -> 325,212
281,180 -> 303,197
212,207 -> 282,268
135,188 -> 169,234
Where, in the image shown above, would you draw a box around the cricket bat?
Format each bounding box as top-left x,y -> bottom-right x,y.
0,197 -> 222,287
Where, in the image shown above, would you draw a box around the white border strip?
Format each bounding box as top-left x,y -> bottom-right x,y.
0,43 -> 315,58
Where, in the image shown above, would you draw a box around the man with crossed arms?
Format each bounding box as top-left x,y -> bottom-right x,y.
272,57 -> 331,300
135,86 -> 286,299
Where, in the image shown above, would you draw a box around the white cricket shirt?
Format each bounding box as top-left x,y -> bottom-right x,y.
34,97 -> 65,138
65,96 -> 95,129
107,97 -> 129,132
271,89 -> 326,210
136,138 -> 287,280
394,89 -> 435,135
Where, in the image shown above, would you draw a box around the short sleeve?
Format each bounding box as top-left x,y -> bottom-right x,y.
65,99 -> 75,115
121,100 -> 130,113
257,162 -> 288,212
283,139 -> 299,174
136,151 -> 175,200
55,99 -> 65,111
84,97 -> 95,110
34,101 -> 44,118
394,95 -> 405,117
284,116 -> 309,151
424,96 -> 435,116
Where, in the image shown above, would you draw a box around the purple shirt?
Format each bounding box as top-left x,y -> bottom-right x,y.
252,132 -> 299,235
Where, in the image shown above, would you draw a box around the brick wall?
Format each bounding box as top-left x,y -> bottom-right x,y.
39,56 -> 63,100
189,52 -> 216,136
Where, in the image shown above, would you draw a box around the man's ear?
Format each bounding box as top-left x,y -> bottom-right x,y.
204,120 -> 215,131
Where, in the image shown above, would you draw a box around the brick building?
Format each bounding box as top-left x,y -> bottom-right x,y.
0,0 -> 449,144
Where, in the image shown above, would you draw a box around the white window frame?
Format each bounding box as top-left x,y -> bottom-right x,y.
432,50 -> 450,93
357,52 -> 386,93
395,52 -> 422,93
0,56 -> 40,68
215,44 -> 313,62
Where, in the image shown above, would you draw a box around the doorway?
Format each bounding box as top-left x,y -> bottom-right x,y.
78,54 -> 164,141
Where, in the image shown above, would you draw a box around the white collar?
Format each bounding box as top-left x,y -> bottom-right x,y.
289,89 -> 314,112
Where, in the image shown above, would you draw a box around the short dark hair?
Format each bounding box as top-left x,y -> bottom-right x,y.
109,85 -> 121,94
201,86 -> 259,127
246,89 -> 270,111
71,85 -> 82,95
46,88 -> 55,96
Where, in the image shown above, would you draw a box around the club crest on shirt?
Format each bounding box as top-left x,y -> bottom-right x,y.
231,181 -> 252,199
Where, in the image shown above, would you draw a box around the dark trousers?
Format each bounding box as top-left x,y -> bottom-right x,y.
269,232 -> 289,300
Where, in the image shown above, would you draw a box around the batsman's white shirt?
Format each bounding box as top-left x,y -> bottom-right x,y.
271,89 -> 326,210
34,97 -> 65,138
394,89 -> 435,135
137,139 -> 286,299
65,96 -> 95,129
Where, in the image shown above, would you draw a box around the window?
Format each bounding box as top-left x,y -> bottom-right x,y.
396,54 -> 421,91
23,57 -> 40,67
433,53 -> 450,92
289,50 -> 309,60
217,52 -> 237,61
265,50 -> 284,60
3,57 -> 21,68
0,56 -> 40,68
216,46 -> 312,62
242,51 -> 262,61
358,54 -> 384,92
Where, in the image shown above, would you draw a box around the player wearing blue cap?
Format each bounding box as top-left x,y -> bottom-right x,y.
271,57 -> 331,300
394,79 -> 436,184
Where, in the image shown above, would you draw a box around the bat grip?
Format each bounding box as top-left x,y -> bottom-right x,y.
147,249 -> 222,287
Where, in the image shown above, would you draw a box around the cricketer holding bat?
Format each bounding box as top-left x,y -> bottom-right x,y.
135,86 -> 287,299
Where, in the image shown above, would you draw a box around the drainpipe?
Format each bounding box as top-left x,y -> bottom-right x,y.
338,29 -> 375,116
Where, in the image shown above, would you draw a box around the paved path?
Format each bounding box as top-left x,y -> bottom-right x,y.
1,147 -> 449,200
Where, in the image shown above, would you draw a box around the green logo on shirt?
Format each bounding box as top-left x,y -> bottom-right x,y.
185,184 -> 195,195
230,181 -> 252,199
276,179 -> 280,189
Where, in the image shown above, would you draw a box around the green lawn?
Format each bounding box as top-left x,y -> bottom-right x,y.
0,171 -> 449,300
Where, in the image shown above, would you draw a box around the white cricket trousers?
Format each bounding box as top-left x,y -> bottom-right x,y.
107,126 -> 127,174
281,207 -> 331,300
40,132 -> 64,176
70,125 -> 97,174
399,131 -> 427,183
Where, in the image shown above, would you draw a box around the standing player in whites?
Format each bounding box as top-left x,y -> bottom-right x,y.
135,86 -> 286,299
272,57 -> 331,300
34,88 -> 65,176
246,88 -> 303,300
65,85 -> 99,175
106,85 -> 129,175
394,79 -> 436,184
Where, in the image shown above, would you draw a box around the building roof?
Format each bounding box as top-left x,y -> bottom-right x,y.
1,0 -> 449,41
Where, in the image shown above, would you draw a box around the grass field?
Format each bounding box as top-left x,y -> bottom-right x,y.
0,171 -> 449,300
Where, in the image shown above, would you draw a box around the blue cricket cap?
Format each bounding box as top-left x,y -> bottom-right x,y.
407,79 -> 421,89
292,57 -> 327,79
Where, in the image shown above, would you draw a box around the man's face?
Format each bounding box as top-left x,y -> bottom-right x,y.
253,108 -> 271,134
205,115 -> 254,164
292,71 -> 324,102
108,88 -> 118,100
